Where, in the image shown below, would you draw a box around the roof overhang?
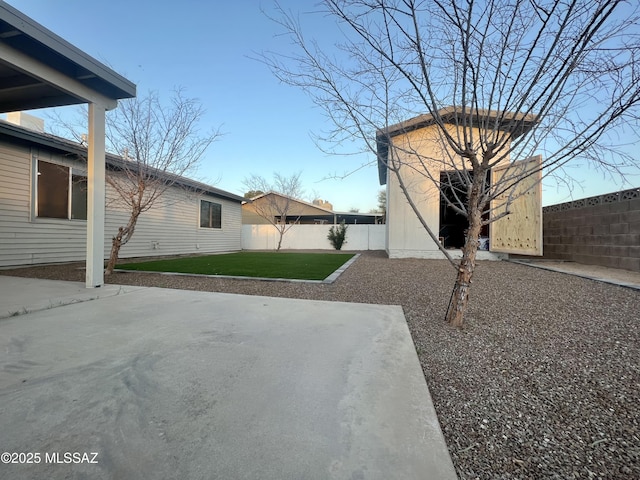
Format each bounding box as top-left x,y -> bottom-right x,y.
376,107 -> 539,185
0,2 -> 136,112
0,120 -> 245,204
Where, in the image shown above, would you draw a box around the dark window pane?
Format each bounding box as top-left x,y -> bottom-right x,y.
211,202 -> 221,228
71,175 -> 87,220
200,200 -> 221,228
200,200 -> 210,228
38,161 -> 68,218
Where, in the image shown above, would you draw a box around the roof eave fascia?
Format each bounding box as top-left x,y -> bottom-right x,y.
0,3 -> 136,99
0,122 -> 244,203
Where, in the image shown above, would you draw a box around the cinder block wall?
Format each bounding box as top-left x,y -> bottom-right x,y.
542,188 -> 640,272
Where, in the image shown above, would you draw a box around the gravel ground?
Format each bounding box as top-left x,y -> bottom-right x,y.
2,251 -> 639,479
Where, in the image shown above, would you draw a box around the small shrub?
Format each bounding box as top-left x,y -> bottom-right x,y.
328,221 -> 348,250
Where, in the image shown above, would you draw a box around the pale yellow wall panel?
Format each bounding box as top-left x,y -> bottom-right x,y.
490,156 -> 542,255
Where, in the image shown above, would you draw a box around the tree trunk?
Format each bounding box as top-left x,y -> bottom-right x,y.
104,211 -> 140,275
446,208 -> 483,327
105,228 -> 125,275
276,229 -> 283,251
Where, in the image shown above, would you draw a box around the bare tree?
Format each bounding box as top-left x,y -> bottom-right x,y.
243,172 -> 304,250
306,188 -> 323,204
374,189 -> 386,221
103,89 -> 220,274
244,189 -> 265,199
367,189 -> 386,223
262,0 -> 640,327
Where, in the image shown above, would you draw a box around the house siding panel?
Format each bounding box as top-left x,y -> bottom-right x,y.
107,188 -> 241,259
0,138 -> 242,267
0,143 -> 93,267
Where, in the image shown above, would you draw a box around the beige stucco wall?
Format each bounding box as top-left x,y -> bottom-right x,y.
386,123 -> 511,258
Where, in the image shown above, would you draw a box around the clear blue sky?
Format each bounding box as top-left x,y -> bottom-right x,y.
6,0 -> 639,209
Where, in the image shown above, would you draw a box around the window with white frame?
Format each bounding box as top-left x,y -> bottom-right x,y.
36,160 -> 87,220
200,199 -> 221,228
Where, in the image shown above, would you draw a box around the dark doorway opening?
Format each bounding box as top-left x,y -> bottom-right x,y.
439,171 -> 490,249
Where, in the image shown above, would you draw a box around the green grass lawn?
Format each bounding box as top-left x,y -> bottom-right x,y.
117,252 -> 355,280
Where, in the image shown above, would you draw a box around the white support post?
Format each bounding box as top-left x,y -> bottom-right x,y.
85,103 -> 107,288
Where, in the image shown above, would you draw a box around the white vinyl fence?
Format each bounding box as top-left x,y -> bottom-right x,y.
242,224 -> 385,251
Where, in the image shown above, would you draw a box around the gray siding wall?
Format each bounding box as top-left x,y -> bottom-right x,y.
105,187 -> 242,260
0,142 -> 241,267
0,144 -> 90,266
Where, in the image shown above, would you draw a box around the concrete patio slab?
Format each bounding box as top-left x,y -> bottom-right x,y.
0,275 -> 146,319
0,277 -> 456,480
510,259 -> 640,290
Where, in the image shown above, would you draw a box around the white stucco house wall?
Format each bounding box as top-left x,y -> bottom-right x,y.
377,108 -> 543,260
0,118 -> 244,268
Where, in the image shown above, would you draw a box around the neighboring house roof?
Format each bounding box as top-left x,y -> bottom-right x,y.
332,211 -> 382,218
0,120 -> 245,203
376,107 -> 539,185
0,2 -> 136,111
243,191 -> 384,224
245,191 -> 336,214
329,212 -> 384,224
